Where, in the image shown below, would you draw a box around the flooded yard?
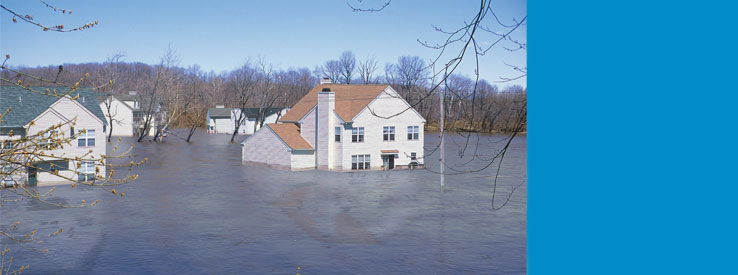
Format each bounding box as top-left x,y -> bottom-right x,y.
1,130 -> 526,274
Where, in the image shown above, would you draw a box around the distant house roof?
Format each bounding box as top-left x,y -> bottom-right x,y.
242,107 -> 286,119
207,108 -> 232,118
114,94 -> 137,102
279,84 -> 388,122
266,123 -> 313,150
208,107 -> 287,119
0,86 -> 107,128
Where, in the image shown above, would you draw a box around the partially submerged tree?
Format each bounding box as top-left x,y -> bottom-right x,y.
96,53 -> 127,142
227,62 -> 257,143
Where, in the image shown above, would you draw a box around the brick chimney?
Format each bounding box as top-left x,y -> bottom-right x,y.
316,88 -> 335,169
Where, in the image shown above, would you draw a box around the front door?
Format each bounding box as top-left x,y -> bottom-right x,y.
382,155 -> 395,170
27,166 -> 37,186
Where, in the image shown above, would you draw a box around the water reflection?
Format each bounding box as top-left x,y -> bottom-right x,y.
1,130 -> 526,274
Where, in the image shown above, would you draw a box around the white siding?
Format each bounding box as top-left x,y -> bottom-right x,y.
213,118 -> 233,134
342,87 -> 425,170
27,96 -> 107,185
241,127 -> 291,168
100,97 -> 134,136
299,107 -> 317,148
290,152 -> 315,170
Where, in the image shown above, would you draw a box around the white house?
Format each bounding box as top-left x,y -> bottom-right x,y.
99,91 -> 161,137
241,81 -> 425,171
207,106 -> 289,135
1,87 -> 107,186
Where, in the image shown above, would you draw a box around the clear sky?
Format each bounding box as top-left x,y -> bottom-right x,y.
1,0 -> 526,88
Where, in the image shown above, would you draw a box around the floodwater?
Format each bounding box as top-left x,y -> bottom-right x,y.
1,130 -> 526,274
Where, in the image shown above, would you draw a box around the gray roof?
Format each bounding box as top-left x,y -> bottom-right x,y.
207,108 -> 232,118
243,107 -> 286,119
1,86 -> 107,128
114,94 -> 138,102
207,107 -> 286,119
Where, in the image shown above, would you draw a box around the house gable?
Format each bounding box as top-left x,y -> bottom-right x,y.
353,86 -> 426,123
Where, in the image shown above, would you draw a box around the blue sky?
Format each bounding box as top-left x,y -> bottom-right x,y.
1,0 -> 526,88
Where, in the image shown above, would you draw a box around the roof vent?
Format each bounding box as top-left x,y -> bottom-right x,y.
322,88 -> 331,92
320,77 -> 332,84
18,96 -> 22,103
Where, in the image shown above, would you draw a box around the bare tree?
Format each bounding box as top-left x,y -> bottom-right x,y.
358,55 -> 378,84
252,59 -> 285,132
316,60 -> 341,83
228,62 -> 257,143
349,0 -> 527,207
338,51 -> 357,84
96,53 -> 126,142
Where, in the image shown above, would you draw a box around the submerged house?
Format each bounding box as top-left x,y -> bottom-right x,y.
241,80 -> 425,171
98,91 -> 162,137
1,87 -> 107,186
206,106 -> 289,135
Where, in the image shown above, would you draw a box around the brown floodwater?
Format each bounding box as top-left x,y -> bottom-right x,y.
1,130 -> 526,274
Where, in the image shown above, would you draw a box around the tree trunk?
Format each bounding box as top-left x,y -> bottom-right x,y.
186,124 -> 197,143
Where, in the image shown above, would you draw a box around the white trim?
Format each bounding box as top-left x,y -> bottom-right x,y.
108,96 -> 133,111
297,105 -> 317,124
27,95 -> 105,127
352,86 -> 426,123
24,107 -> 71,128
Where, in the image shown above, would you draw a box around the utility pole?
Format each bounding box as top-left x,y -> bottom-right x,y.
439,85 -> 445,193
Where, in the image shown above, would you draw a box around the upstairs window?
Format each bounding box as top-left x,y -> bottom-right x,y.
352,127 -> 364,143
407,126 -> 419,140
78,129 -> 96,147
42,130 -> 60,150
2,140 -> 14,150
335,127 -> 341,142
383,126 -> 395,141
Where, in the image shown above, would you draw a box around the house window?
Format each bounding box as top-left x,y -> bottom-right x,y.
383,126 -> 395,141
42,130 -> 60,149
77,161 -> 95,182
352,127 -> 364,143
36,160 -> 69,173
351,154 -> 371,170
407,126 -> 419,140
78,129 -> 96,147
2,140 -> 14,149
335,127 -> 341,142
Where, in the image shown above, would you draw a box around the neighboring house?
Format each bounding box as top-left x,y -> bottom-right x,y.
241,80 -> 425,171
206,106 -> 290,135
99,91 -> 161,137
1,87 -> 107,186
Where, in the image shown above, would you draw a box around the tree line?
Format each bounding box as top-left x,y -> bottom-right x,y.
2,50 -> 526,142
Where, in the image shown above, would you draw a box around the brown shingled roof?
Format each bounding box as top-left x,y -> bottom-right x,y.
279,84 -> 388,122
267,123 -> 313,150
